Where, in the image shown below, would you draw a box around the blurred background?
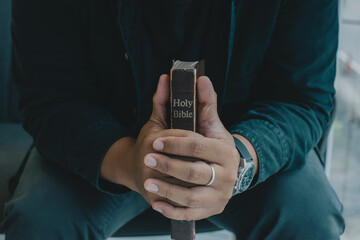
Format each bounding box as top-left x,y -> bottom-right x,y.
0,0 -> 359,239
329,1 -> 360,239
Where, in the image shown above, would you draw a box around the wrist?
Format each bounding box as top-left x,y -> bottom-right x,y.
101,136 -> 136,188
232,134 -> 259,177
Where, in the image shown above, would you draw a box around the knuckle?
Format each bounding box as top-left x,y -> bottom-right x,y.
198,119 -> 210,129
193,138 -> 205,157
185,194 -> 199,207
164,187 -> 172,199
186,166 -> 200,182
161,160 -> 171,173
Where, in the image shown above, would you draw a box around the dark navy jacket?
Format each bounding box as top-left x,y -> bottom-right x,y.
11,0 -> 339,192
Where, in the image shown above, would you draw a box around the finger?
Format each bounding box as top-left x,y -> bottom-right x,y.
148,129 -> 200,145
150,74 -> 169,128
155,128 -> 200,139
144,179 -> 216,208
196,77 -> 230,139
197,76 -> 220,125
151,201 -> 217,221
144,153 -> 216,185
153,136 -> 237,166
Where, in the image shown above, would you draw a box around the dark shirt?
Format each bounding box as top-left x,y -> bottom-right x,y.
11,0 -> 339,193
133,0 -> 217,113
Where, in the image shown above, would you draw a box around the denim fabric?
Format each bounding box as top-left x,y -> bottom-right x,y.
1,148 -> 344,239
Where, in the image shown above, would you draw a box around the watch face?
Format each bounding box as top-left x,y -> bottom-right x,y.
240,165 -> 255,192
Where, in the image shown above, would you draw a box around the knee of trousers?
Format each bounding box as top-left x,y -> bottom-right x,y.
210,151 -> 345,239
1,193 -> 104,240
254,175 -> 346,239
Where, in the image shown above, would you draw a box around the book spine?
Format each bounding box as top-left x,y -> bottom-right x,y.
171,220 -> 195,240
170,69 -> 197,131
170,68 -> 196,240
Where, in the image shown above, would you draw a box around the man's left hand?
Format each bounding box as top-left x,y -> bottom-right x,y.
143,76 -> 257,221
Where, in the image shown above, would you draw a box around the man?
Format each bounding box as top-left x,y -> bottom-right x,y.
1,0 -> 345,239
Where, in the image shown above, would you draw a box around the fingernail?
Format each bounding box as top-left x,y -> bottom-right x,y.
146,183 -> 159,192
153,206 -> 163,213
145,155 -> 157,167
153,140 -> 164,151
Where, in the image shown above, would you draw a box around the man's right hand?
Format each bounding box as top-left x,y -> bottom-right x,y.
101,74 -> 193,204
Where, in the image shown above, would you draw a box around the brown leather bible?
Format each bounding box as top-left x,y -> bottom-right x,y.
169,60 -> 205,240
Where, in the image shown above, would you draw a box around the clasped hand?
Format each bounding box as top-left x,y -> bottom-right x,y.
134,74 -> 241,221
102,74 -> 243,221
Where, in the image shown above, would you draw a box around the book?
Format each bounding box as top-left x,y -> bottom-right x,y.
169,60 -> 205,240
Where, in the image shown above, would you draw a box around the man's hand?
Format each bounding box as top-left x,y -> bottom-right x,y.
143,76 -> 258,221
101,74 -> 195,204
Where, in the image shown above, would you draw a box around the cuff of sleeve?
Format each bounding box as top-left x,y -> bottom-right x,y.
228,119 -> 289,188
68,123 -> 134,196
98,178 -> 131,194
92,130 -> 132,195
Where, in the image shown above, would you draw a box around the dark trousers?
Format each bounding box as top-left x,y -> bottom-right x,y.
1,148 -> 345,239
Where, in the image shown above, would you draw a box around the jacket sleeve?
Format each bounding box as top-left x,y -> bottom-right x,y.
12,0 -> 131,193
228,0 -> 338,186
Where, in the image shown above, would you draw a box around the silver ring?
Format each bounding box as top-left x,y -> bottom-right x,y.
207,164 -> 215,186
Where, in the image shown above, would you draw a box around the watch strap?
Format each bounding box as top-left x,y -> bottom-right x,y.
233,136 -> 252,161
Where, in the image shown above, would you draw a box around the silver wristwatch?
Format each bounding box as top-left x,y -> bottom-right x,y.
232,136 -> 256,196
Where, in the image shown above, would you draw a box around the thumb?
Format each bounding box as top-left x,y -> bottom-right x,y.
197,76 -> 220,124
197,76 -> 226,137
150,74 -> 169,128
